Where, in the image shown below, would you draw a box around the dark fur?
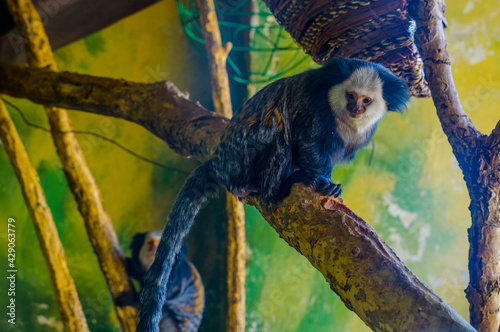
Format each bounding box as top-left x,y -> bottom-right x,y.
137,57 -> 409,331
124,232 -> 205,332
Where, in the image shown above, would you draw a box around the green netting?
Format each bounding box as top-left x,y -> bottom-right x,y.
176,0 -> 311,84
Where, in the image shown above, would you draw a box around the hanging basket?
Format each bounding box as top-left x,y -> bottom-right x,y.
263,0 -> 430,98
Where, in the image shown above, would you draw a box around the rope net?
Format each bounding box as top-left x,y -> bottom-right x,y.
177,0 -> 312,85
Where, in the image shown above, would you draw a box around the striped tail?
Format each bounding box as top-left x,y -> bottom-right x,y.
137,161 -> 218,331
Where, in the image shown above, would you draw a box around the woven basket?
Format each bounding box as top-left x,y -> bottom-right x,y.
263,0 -> 429,98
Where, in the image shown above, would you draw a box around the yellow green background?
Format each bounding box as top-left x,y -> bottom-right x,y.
1,0 -> 499,331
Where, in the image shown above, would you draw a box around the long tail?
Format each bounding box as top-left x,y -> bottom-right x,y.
137,161 -> 218,331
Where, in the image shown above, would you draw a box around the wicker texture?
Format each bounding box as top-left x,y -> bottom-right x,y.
264,0 -> 429,97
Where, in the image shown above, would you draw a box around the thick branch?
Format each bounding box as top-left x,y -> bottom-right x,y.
465,137 -> 500,332
411,1 -> 500,330
0,100 -> 89,332
0,62 -> 228,162
486,118 -> 500,148
246,189 -> 475,331
0,63 -> 475,331
5,1 -> 137,329
196,0 -> 246,330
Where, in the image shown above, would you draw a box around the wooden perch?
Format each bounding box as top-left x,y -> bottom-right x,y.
0,100 -> 89,332
196,0 -> 246,330
246,189 -> 475,331
0,62 -> 476,331
410,1 -> 500,331
5,0 -> 137,330
0,62 -> 229,161
409,0 -> 484,173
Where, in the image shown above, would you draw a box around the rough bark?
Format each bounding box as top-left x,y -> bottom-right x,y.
409,0 -> 484,176
196,0 -> 246,330
0,62 -> 476,331
245,189 -> 475,331
410,1 -> 500,331
0,62 -> 228,161
465,136 -> 500,332
0,100 -> 89,332
5,1 -> 138,330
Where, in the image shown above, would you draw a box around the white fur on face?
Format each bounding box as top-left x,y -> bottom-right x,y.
328,66 -> 387,134
139,231 -> 162,272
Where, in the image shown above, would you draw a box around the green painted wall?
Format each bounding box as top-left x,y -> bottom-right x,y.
1,0 -> 499,331
0,2 -> 226,331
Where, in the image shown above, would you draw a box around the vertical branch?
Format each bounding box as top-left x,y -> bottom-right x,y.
196,0 -> 233,118
225,193 -> 247,332
410,1 -> 500,331
196,0 -> 246,330
0,100 -> 89,332
5,1 -> 138,330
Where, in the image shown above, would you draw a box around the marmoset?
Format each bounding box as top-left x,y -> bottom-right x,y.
137,57 -> 409,331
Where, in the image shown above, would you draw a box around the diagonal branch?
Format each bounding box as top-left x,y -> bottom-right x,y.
0,62 -> 475,331
5,0 -> 138,330
0,100 -> 89,331
246,189 -> 475,331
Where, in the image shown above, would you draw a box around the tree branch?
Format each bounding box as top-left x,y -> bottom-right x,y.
195,0 -> 246,330
246,189 -> 475,331
5,0 -> 137,329
196,0 -> 233,119
0,62 -> 228,162
0,62 -> 475,331
0,100 -> 89,332
410,1 -> 500,330
409,0 -> 485,177
486,118 -> 500,148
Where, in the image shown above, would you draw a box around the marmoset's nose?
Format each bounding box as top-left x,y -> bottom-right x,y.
347,100 -> 366,117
